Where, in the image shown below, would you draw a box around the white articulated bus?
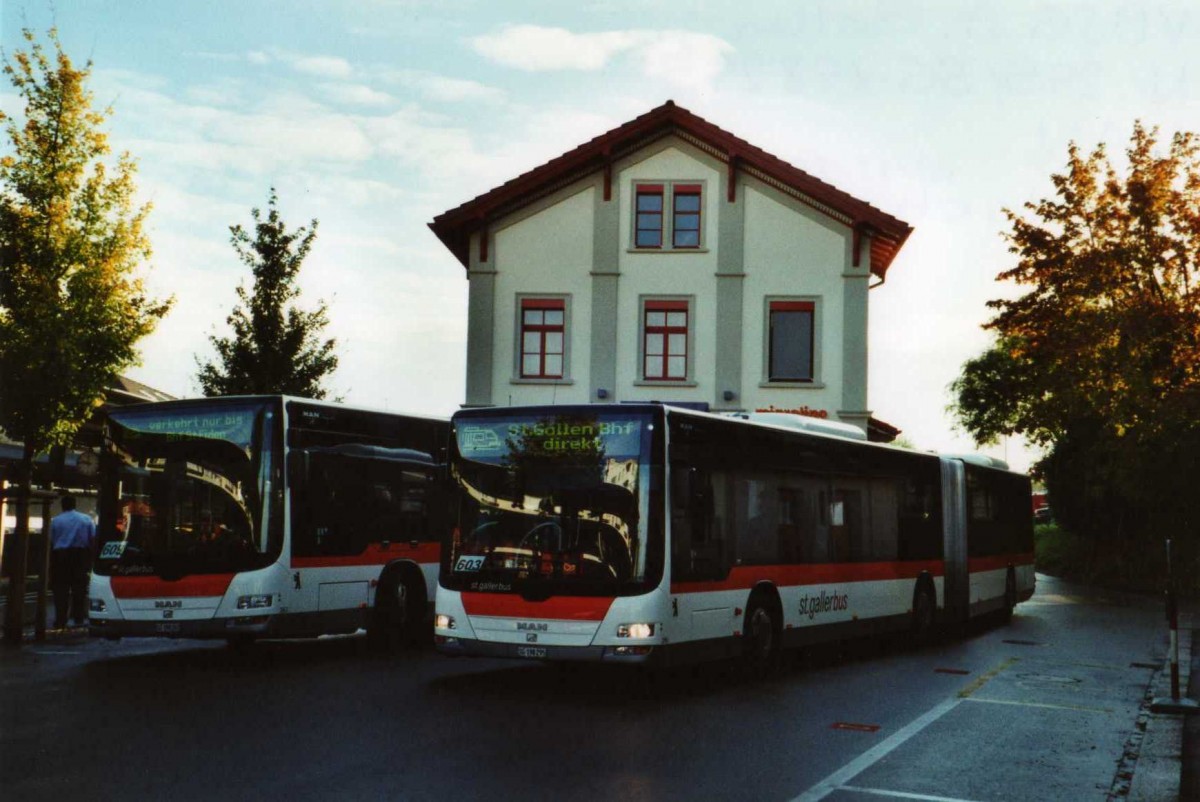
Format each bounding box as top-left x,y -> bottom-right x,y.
434,404 -> 1034,669
88,395 -> 449,648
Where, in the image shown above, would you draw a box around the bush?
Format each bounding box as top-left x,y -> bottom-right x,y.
1034,522 -> 1198,595
1034,523 -> 1081,579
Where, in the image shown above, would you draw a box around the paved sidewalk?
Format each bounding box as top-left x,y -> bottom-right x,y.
1128,617 -> 1196,801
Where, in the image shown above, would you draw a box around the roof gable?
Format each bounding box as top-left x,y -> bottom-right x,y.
429,100 -> 913,280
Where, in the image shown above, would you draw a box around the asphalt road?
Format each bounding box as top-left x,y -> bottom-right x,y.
0,575 -> 1171,801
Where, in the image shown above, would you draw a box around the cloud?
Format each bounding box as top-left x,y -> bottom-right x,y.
469,25 -> 733,91
317,82 -> 395,107
290,55 -> 355,79
470,25 -> 643,71
379,69 -> 506,104
637,32 -> 733,94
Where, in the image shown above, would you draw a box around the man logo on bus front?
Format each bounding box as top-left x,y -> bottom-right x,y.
526,633 -> 538,643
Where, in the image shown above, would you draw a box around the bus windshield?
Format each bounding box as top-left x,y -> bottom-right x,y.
95,399 -> 283,579
445,409 -> 660,596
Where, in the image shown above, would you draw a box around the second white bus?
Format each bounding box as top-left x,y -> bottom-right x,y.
88,395 -> 449,648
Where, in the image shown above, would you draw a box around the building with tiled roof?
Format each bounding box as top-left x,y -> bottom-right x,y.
430,101 -> 912,437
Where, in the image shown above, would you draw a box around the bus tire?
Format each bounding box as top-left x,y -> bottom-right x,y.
741,591 -> 781,678
368,572 -> 417,651
1002,569 -> 1017,622
912,584 -> 936,645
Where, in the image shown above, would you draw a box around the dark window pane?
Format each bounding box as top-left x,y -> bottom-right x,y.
675,194 -> 701,212
674,230 -> 700,247
770,310 -> 813,380
637,213 -> 662,230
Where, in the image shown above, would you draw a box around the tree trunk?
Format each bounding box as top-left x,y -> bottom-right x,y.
2,443 -> 35,647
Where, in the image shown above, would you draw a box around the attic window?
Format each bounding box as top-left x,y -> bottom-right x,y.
672,184 -> 701,248
635,185 -> 664,248
633,182 -> 705,251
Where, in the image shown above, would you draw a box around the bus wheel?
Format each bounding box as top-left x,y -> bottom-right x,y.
912,585 -> 936,645
369,575 -> 414,651
741,595 -> 780,678
1002,570 -> 1017,622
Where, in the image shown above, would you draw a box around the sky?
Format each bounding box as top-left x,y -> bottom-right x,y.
2,0 -> 1198,474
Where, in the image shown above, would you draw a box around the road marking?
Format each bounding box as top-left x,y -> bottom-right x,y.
839,786 -> 982,802
957,657 -> 1017,698
793,658 -> 1021,802
790,697 -> 963,802
964,696 -> 1114,714
831,722 -> 882,732
36,651 -> 82,655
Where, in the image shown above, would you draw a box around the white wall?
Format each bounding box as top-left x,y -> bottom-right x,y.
475,140 -> 863,417
615,146 -> 721,405
491,185 -> 595,406
741,183 -> 849,416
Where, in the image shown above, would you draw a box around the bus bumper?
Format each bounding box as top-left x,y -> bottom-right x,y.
434,635 -> 659,665
89,615 -> 276,640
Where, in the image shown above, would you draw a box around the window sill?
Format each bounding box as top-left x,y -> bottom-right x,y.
627,247 -> 710,255
759,381 -> 825,390
510,378 -> 575,386
634,380 -> 698,388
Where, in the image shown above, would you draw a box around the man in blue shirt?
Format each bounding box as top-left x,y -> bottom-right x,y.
50,495 -> 96,629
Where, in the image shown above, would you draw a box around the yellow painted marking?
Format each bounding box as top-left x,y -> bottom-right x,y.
964,696 -> 1114,714
957,657 -> 1018,698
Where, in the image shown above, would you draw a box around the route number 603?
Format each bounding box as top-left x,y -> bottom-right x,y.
454,555 -> 485,572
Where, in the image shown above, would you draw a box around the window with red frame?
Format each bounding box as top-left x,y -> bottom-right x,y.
672,184 -> 702,248
643,301 -> 688,381
520,299 -> 565,379
635,185 -> 664,248
768,300 -> 814,381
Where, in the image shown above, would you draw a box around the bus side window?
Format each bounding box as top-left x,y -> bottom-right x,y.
670,465 -> 728,581
870,479 -> 900,562
734,476 -> 780,566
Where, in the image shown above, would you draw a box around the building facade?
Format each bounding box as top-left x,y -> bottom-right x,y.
430,101 -> 911,436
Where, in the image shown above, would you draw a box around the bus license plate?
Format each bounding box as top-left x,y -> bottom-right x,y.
517,646 -> 546,659
155,623 -> 182,634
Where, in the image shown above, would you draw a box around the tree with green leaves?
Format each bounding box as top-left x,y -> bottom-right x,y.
0,29 -> 172,643
951,122 -> 1200,586
196,189 -> 338,399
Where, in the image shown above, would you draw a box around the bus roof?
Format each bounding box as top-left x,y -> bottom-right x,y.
108,394 -> 449,424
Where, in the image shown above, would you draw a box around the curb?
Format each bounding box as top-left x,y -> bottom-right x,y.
1128,616 -> 1193,801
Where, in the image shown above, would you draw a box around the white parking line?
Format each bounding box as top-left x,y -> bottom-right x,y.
790,697 -> 963,802
839,786 -> 982,802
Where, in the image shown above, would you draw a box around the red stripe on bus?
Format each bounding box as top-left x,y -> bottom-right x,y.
292,542 -> 441,569
671,561 -> 946,594
111,574 -> 235,599
461,593 -> 614,621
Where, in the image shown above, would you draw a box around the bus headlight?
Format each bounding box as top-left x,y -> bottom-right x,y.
236,594 -> 273,610
435,614 -> 456,630
617,623 -> 656,639
89,598 -> 106,612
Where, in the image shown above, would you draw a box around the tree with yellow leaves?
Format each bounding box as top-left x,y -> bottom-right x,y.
952,123 -> 1200,588
0,29 -> 172,643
